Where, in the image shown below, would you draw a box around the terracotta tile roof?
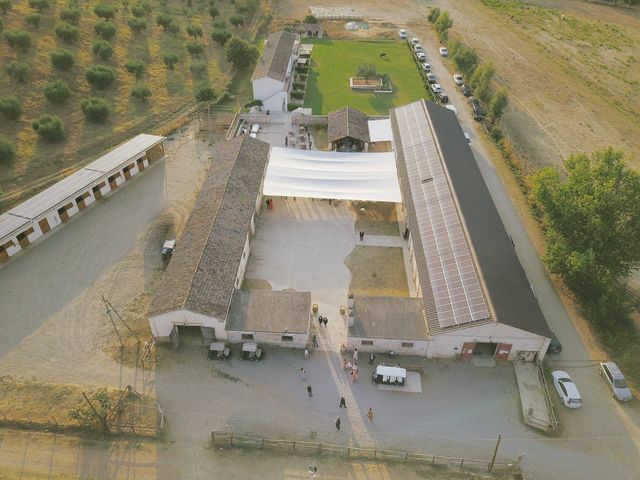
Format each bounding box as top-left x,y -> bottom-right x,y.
149,135 -> 270,319
328,107 -> 370,144
251,31 -> 296,83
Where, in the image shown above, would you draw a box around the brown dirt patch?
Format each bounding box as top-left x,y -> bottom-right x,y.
311,125 -> 329,150
345,246 -> 408,297
350,201 -> 400,236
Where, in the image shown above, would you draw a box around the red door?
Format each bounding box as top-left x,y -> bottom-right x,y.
460,342 -> 475,359
495,343 -> 512,361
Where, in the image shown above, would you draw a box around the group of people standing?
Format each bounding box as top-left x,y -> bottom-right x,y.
265,198 -> 274,210
343,348 -> 360,383
318,316 -> 328,327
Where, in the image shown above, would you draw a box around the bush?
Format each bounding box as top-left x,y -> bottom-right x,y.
303,15 -> 317,23
211,28 -> 231,46
291,90 -> 304,100
452,45 -> 479,77
32,114 -> 65,142
28,0 -> 50,11
187,42 -> 204,56
216,91 -> 231,105
4,29 -> 32,50
0,136 -> 16,164
50,49 -> 74,70
43,79 -> 72,104
131,84 -> 151,101
209,6 -> 219,18
244,99 -> 263,109
55,22 -> 80,43
186,24 -> 203,37
163,53 -> 179,69
94,4 -> 116,19
0,96 -> 21,120
225,36 -> 259,69
92,40 -> 114,60
60,7 -> 81,25
127,17 -> 146,33
427,7 -> 440,23
293,82 -> 305,90
356,64 -> 377,79
190,60 -> 207,76
230,14 -> 245,28
287,102 -> 302,111
80,96 -> 110,122
156,13 -> 173,30
94,20 -> 116,40
85,64 -> 117,89
488,87 -> 508,122
25,13 -> 42,28
0,18 -> 3,34
213,20 -> 226,29
195,85 -> 215,101
6,61 -> 29,82
131,5 -> 147,18
0,0 -> 12,13
125,59 -> 145,78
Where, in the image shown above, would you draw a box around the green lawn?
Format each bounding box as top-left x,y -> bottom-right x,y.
303,40 -> 426,115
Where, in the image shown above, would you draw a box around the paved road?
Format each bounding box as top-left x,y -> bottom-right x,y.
407,27 -> 640,480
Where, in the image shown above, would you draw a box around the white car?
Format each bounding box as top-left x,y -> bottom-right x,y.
411,37 -> 420,45
426,72 -> 436,83
413,44 -> 423,53
399,29 -> 407,39
416,52 -> 426,62
439,47 -> 448,57
463,132 -> 471,143
421,63 -> 431,71
453,74 -> 464,85
552,370 -> 582,408
430,83 -> 442,94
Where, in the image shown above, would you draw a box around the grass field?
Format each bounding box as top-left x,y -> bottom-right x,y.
303,39 -> 426,115
0,0 -> 263,208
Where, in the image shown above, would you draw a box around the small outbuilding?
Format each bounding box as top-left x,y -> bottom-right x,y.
291,23 -> 324,39
226,290 -> 312,348
251,31 -> 298,111
328,107 -> 370,152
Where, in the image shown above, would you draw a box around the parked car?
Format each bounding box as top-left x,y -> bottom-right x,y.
464,132 -> 471,144
399,29 -> 407,39
548,331 -> 562,353
453,74 -> 464,85
460,84 -> 471,96
411,37 -> 420,45
439,46 -> 448,56
430,83 -> 443,94
599,362 -> 633,401
416,52 -> 427,62
552,370 -> 582,408
422,63 -> 432,71
468,96 -> 484,120
414,44 -> 424,53
161,239 -> 176,260
436,92 -> 449,103
426,72 -> 437,83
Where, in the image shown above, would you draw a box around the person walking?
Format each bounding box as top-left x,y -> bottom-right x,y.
368,353 -> 375,365
359,231 -> 365,241
323,317 -> 328,327
304,348 -> 309,360
352,348 -> 358,362
266,198 -> 270,209
300,368 -> 306,381
339,396 -> 347,408
367,408 -> 374,423
335,416 -> 341,430
342,358 -> 348,370
350,371 -> 355,383
307,384 -> 313,398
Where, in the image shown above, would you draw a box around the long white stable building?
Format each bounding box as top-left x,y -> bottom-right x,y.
0,134 -> 165,264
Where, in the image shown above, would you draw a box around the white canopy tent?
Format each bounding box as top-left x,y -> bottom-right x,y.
264,147 -> 402,202
367,119 -> 394,143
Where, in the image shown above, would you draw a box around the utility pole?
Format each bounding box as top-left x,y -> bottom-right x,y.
102,295 -> 141,345
488,434 -> 501,472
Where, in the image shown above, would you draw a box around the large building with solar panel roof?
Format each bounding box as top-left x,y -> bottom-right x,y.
346,99 -> 552,361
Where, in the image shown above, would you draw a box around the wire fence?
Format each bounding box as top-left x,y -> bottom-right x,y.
210,431 -> 517,473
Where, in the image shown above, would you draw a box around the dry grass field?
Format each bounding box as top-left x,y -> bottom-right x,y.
0,0 -> 261,208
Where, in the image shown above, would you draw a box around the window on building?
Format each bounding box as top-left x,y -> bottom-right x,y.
241,333 -> 254,340
401,342 -> 414,348
361,340 -> 373,346
281,335 -> 294,342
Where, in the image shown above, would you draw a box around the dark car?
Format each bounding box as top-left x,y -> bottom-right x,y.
436,92 -> 449,103
460,84 -> 471,96
468,96 -> 484,120
548,332 -> 562,353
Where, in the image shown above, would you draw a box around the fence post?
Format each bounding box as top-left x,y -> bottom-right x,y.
230,435 -> 234,446
347,447 -> 351,458
460,458 -> 464,467
432,455 -> 436,464
318,443 -> 322,454
488,434 -> 501,472
260,438 -> 264,448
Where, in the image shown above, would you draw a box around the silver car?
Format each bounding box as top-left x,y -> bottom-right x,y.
599,362 -> 632,401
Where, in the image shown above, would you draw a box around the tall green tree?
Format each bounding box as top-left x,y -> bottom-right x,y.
225,36 -> 259,69
532,148 -> 640,294
488,87 -> 508,122
470,63 -> 494,103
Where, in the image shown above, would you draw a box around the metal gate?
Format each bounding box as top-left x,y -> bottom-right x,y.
169,325 -> 180,351
201,327 -> 216,345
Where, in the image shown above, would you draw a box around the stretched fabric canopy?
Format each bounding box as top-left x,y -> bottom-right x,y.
368,119 -> 394,143
264,147 -> 402,202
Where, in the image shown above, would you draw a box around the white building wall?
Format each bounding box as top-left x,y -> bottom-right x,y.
149,309 -> 227,342
227,330 -> 308,348
428,322 -> 550,360
235,234 -> 251,289
347,336 -> 430,357
252,77 -> 287,111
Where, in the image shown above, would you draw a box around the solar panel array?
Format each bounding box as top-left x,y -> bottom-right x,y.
395,101 -> 490,329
